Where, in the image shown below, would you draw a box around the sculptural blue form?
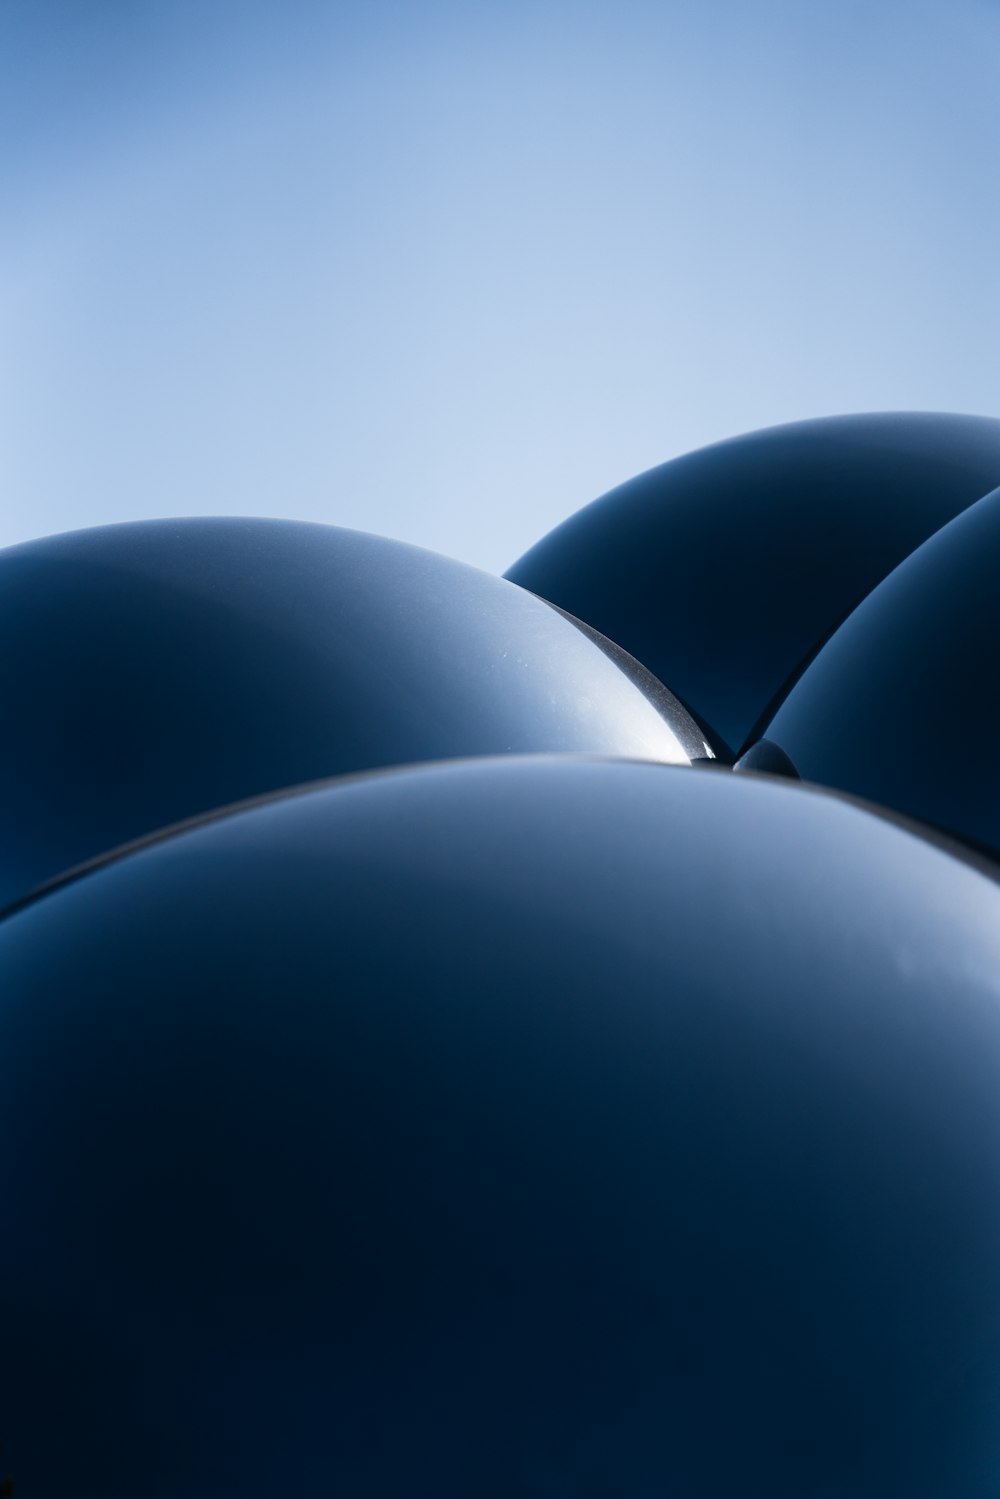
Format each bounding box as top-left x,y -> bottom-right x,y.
506,412 -> 1000,756
3,412 -> 1000,1496
0,517 -> 707,913
4,757 -> 1000,1495
748,480 -> 1000,858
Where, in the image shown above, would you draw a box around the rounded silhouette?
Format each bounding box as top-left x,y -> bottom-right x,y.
3,755 -> 1000,1495
506,412 -> 1000,756
0,517 -> 708,912
758,482 -> 1000,858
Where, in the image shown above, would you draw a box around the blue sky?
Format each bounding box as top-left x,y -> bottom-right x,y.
2,0 -> 998,571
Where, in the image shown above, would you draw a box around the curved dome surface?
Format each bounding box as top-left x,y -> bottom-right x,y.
506,412 -> 1000,756
759,482 -> 1000,858
0,517 -> 707,912
3,756 -> 1000,1494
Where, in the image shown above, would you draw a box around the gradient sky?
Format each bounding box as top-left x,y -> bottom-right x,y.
2,0 -> 998,572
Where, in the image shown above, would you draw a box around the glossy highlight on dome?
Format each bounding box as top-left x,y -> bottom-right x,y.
5,408 -> 1000,1497
0,516 -> 708,912
506,412 -> 1000,756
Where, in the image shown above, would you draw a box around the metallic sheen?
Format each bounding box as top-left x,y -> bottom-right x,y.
3,756 -> 1000,1494
0,517 -> 707,912
760,482 -> 1000,859
506,412 -> 1000,756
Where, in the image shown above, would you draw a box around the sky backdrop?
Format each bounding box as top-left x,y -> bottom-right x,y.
3,0 -> 998,572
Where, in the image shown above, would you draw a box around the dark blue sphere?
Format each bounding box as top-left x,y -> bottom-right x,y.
3,756 -> 1000,1494
0,517 -> 707,912
758,482 -> 1000,858
506,412 -> 1000,756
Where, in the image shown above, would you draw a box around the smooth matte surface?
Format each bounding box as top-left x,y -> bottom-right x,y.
0,517 -> 707,912
3,756 -> 1000,1495
506,412 -> 1000,756
761,482 -> 1000,858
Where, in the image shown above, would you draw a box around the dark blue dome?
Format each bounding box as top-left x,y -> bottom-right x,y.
758,481 -> 1000,858
3,755 -> 1000,1494
0,517 -> 707,913
506,412 -> 1000,756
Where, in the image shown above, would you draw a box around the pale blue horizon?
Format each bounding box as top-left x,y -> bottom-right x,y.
3,0 -> 998,573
